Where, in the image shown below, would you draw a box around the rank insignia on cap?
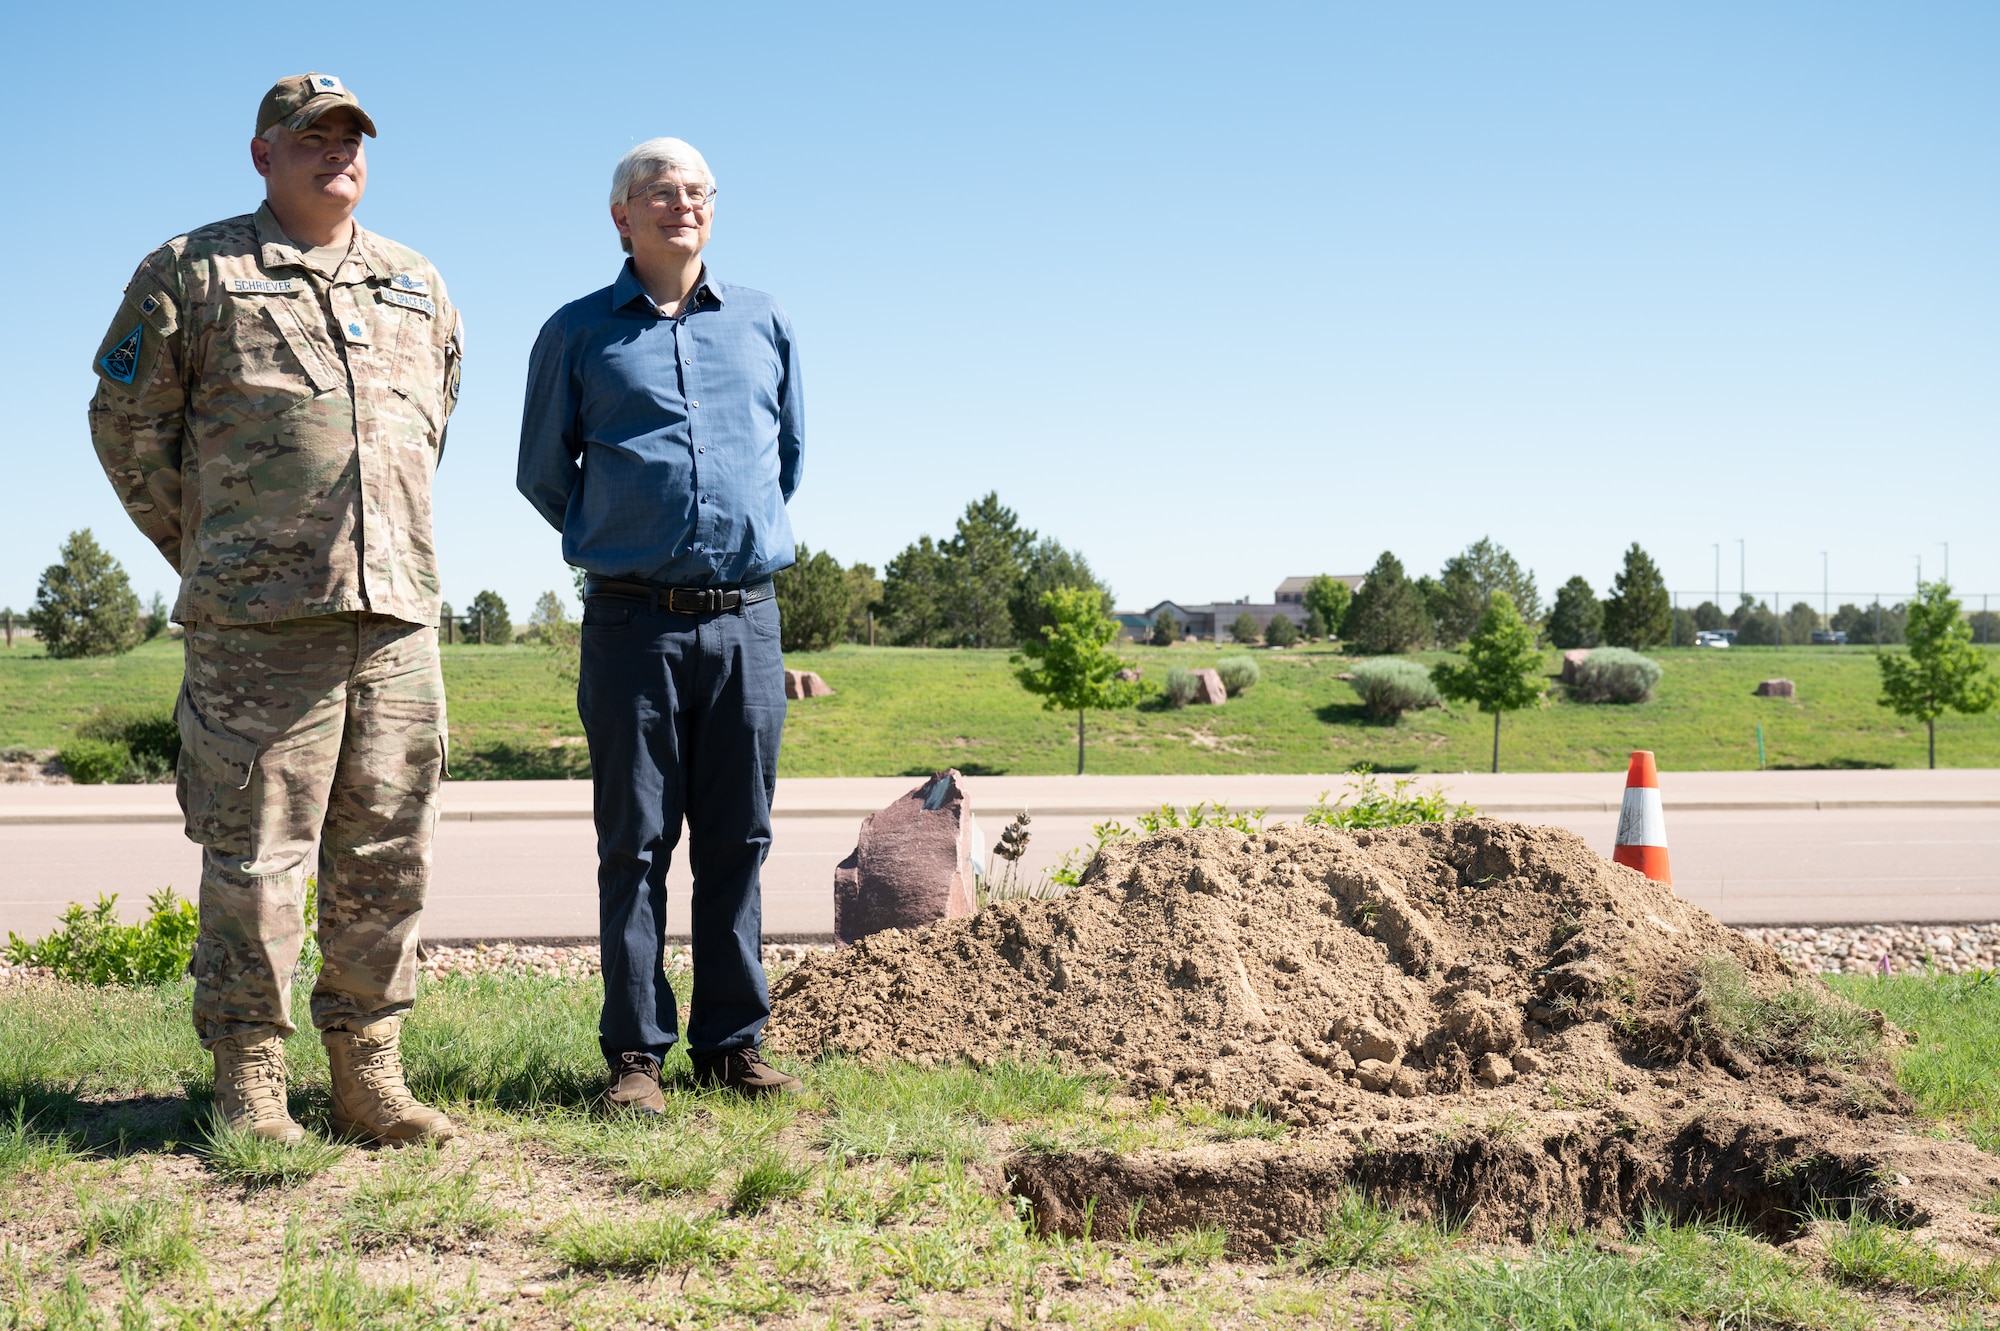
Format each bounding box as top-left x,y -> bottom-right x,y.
313,74 -> 346,93
100,326 -> 142,385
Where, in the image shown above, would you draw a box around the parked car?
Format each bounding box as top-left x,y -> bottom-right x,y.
1811,629 -> 1848,645
1695,630 -> 1735,648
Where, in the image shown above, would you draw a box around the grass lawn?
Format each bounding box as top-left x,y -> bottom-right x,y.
5,637 -> 1999,777
2,968 -> 1998,1327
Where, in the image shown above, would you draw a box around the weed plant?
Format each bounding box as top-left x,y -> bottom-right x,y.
343,1143 -> 505,1249
1304,768 -> 1475,829
1824,1211 -> 2000,1297
195,1112 -> 345,1188
1684,954 -> 1880,1067
4,888 -> 197,986
553,1211 -> 743,1273
75,1193 -> 204,1279
1293,1188 -> 1448,1270
729,1150 -> 813,1213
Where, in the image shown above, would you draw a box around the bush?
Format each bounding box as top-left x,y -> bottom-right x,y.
1264,614 -> 1299,648
1570,647 -> 1662,704
57,738 -> 132,785
4,888 -> 198,985
1215,656 -> 1259,695
78,707 -> 179,778
1163,665 -> 1197,708
1305,771 -> 1474,828
1347,658 -> 1440,719
1228,612 -> 1260,645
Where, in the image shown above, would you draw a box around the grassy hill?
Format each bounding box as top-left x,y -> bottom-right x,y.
4,636 -> 1997,777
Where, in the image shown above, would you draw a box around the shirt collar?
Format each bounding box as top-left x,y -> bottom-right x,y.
254,201 -> 387,282
613,259 -> 724,314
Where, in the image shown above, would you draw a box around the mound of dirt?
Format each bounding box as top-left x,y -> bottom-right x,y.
771,821 -> 2000,1250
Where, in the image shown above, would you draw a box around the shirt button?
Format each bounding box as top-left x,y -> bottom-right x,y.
698,447 -> 705,453
684,358 -> 693,365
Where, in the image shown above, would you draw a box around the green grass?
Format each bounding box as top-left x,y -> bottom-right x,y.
7,970 -> 2000,1326
195,1112 -> 347,1187
7,637 -> 2000,774
1829,969 -> 2000,1149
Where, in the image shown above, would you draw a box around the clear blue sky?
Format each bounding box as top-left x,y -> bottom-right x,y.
3,2 -> 1995,623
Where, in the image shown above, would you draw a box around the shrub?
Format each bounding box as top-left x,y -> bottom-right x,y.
1570,647 -> 1661,704
1163,665 -> 1197,708
1347,658 -> 1439,719
57,738 -> 131,785
1150,609 -> 1180,647
1264,614 -> 1299,648
1302,608 -> 1327,639
78,706 -> 179,778
1229,612 -> 1260,644
1216,655 -> 1259,695
4,887 -> 198,985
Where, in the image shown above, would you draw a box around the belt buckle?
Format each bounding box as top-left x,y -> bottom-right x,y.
669,587 -> 722,615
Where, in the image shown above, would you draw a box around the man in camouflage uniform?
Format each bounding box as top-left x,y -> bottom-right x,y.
87,73 -> 463,1145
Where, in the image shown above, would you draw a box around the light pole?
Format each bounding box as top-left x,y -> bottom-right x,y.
1713,543 -> 1720,610
1941,542 -> 1949,585
1737,539 -> 1745,606
1821,552 -> 1828,623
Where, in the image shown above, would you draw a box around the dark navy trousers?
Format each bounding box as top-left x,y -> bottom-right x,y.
577,592 -> 785,1064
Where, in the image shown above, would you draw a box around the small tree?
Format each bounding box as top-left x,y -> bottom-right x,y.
1878,580 -> 1999,769
1302,575 -> 1351,641
843,562 -> 883,643
1546,575 -> 1603,649
1229,611 -> 1261,644
1602,544 -> 1671,649
1431,591 -> 1546,773
1150,609 -> 1180,646
1693,601 -> 1726,632
772,543 -> 851,652
143,592 -> 170,641
1343,552 -> 1431,653
1264,613 -> 1299,648
467,590 -> 511,645
1730,596 -> 1779,647
1781,601 -> 1823,645
526,590 -> 568,643
1008,537 -> 1111,646
1302,607 -> 1327,640
880,535 -> 950,646
28,530 -> 142,659
1013,586 -> 1148,775
529,589 -> 580,680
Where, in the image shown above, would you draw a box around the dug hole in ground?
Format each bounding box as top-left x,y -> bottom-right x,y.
770,820 -> 2000,1256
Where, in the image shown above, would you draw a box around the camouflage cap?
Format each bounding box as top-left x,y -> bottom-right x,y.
256,73 -> 378,139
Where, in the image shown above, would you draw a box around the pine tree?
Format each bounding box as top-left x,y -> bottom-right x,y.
880,536 -> 949,646
1435,537 -> 1542,646
27,530 -> 142,659
467,590 -> 512,645
1150,609 -> 1180,646
943,492 -> 1033,647
772,544 -> 851,651
1602,544 -> 1671,649
1342,552 -> 1431,653
1546,575 -> 1604,649
1008,537 -> 1111,646
1264,613 -> 1299,648
1230,611 -> 1261,644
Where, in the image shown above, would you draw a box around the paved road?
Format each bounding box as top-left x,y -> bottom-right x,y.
3,771 -> 1996,940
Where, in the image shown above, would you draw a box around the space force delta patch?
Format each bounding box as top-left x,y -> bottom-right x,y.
100,326 -> 142,384
380,290 -> 436,316
224,278 -> 301,294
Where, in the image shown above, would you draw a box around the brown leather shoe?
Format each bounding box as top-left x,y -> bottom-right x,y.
606,1052 -> 666,1114
691,1047 -> 802,1097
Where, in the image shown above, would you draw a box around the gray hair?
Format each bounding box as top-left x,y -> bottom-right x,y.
610,138 -> 714,254
609,137 -> 714,210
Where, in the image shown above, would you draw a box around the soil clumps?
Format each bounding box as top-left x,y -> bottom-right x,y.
769,821 -> 2000,1251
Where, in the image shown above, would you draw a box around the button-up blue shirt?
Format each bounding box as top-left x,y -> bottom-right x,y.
517,262 -> 803,587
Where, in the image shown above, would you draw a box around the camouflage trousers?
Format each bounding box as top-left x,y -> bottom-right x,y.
176,612 -> 445,1049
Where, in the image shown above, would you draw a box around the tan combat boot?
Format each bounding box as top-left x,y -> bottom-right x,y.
323,1016 -> 456,1145
211,1029 -> 305,1143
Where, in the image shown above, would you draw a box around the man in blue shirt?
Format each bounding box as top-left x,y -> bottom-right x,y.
518,136 -> 803,1107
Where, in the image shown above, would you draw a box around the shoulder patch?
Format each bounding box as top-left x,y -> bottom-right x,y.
100,326 -> 142,385
389,272 -> 430,295
380,289 -> 436,317
224,277 -> 301,294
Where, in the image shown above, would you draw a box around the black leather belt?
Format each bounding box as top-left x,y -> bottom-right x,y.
583,577 -> 775,614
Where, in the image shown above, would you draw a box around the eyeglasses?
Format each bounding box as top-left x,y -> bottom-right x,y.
633,181 -> 717,210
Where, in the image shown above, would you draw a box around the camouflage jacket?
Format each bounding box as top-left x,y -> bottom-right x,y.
87,203 -> 463,626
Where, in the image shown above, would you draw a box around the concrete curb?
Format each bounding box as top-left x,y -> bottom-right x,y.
7,797 -> 1998,827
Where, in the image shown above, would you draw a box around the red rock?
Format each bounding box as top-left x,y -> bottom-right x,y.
833,770 -> 981,947
1191,668 -> 1227,705
785,669 -> 835,699
1754,678 -> 1796,698
1560,649 -> 1592,684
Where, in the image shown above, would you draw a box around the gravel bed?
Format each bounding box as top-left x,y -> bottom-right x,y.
7,929 -> 1995,987
1737,923 -> 2000,976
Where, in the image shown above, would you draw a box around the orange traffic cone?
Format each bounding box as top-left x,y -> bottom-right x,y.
1611,750 -> 1671,884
